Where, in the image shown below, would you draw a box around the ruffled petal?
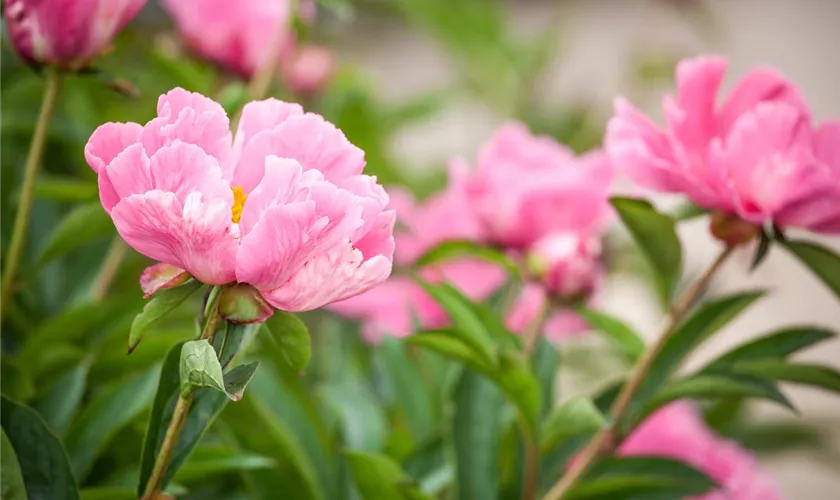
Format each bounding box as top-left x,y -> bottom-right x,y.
718,66 -> 809,135
84,122 -> 143,173
100,143 -> 152,212
148,141 -> 232,205
231,98 -> 304,158
232,113 -> 365,192
140,88 -> 233,172
666,56 -> 727,154
261,243 -> 393,312
110,190 -> 237,285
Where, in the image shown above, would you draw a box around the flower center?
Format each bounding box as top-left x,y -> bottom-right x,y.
231,186 -> 247,224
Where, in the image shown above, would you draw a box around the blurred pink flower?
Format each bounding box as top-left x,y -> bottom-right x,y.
607,55 -> 840,233
282,45 -> 335,95
85,88 -> 395,312
459,122 -> 615,249
505,283 -> 591,342
3,0 -> 147,68
330,179 -> 506,342
161,0 -> 296,77
528,233 -> 603,300
620,402 -> 783,500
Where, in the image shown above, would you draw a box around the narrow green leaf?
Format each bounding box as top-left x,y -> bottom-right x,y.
704,327 -> 835,371
731,361 -> 840,393
129,281 -> 202,352
1,429 -> 27,500
415,280 -> 497,365
137,342 -> 230,495
264,311 -> 311,373
38,202 -> 112,266
568,456 -> 717,499
321,375 -> 386,452
174,445 -> 275,483
0,396 -> 80,500
217,323 -> 261,369
451,371 -> 504,500
750,229 -> 772,271
414,240 -> 519,276
406,330 -> 493,372
80,489 -> 135,500
611,196 -> 682,300
33,361 -> 90,436
629,291 -> 764,420
540,397 -> 605,452
647,372 -> 795,417
345,451 -> 431,500
577,308 -> 645,363
64,369 -> 157,479
784,239 -> 840,301
495,351 -> 541,435
378,338 -> 435,442
34,176 -> 98,203
531,338 -> 559,419
223,362 -> 260,401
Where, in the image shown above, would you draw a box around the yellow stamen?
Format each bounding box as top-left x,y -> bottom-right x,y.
231,186 -> 247,224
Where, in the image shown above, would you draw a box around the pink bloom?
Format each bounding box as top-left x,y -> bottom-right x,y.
505,283 -> 591,343
460,122 -> 615,249
607,55 -> 840,233
528,233 -> 603,300
161,0 -> 296,77
3,0 -> 147,68
620,402 -> 783,500
85,88 -> 395,312
330,179 -> 505,342
282,45 -> 334,95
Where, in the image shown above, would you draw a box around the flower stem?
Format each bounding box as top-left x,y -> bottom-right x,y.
542,245 -> 734,500
520,425 -> 540,500
0,70 -> 62,323
90,238 -> 127,302
141,287 -> 223,499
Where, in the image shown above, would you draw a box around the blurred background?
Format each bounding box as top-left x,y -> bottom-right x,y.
2,0 -> 839,497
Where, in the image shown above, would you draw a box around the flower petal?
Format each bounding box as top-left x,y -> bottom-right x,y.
148,141 -> 231,205
261,243 -> 393,312
84,122 -> 143,173
232,98 -> 304,157
111,190 -> 237,285
232,113 -> 365,192
100,143 -> 152,212
666,55 -> 727,154
140,262 -> 191,298
718,66 -> 809,135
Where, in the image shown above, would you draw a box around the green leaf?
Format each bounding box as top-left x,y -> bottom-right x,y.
0,396 -> 80,500
128,280 -> 202,352
1,429 -> 27,500
531,338 -> 559,419
647,372 -> 794,416
64,369 -> 158,480
33,361 -> 90,437
540,397 -> 605,452
345,451 -> 431,500
378,338 -> 435,442
451,371 -> 504,500
264,311 -> 312,373
414,240 -> 519,276
568,456 -> 717,500
174,445 -> 275,483
138,342 -> 230,495
703,327 -> 834,371
612,197 -> 682,300
495,351 -> 541,435
34,176 -> 98,203
80,489 -> 135,500
730,361 -> 840,393
180,339 -> 227,396
406,330 -> 493,372
37,202 -> 112,266
216,322 -> 261,369
415,280 -> 497,365
223,362 -> 260,401
669,202 -> 709,221
750,229 -> 772,271
577,308 -> 645,363
628,291 -> 764,423
784,239 -> 840,301
321,375 -> 386,452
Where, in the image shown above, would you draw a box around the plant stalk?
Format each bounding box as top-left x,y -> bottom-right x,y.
0,70 -> 62,322
90,238 -> 127,302
542,245 -> 734,500
141,288 -> 223,499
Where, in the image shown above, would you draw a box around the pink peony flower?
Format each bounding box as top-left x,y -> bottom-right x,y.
505,283 -> 591,343
620,402 -> 783,500
85,88 -> 395,312
607,55 -> 840,233
527,232 -> 603,301
160,0 -> 297,77
3,0 -> 147,69
330,179 -> 506,342
459,122 -> 615,249
282,45 -> 335,96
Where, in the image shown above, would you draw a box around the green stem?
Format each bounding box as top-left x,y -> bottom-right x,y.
520,423 -> 540,500
90,238 -> 127,302
542,245 -> 734,500
0,70 -> 62,322
141,287 -> 223,499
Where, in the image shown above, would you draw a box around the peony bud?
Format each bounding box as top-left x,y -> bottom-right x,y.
282,45 -> 334,96
526,233 -> 602,302
709,211 -> 759,247
3,0 -> 147,70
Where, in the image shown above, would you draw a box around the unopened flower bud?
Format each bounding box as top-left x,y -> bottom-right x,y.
709,211 -> 759,247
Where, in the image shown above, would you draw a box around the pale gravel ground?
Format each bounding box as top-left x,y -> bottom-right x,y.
332,0 -> 840,496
